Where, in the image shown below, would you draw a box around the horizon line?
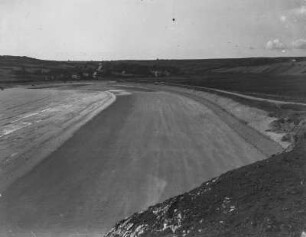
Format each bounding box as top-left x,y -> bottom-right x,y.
1,54 -> 306,62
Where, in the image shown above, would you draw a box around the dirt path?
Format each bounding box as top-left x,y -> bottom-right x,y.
0,86 -> 274,236
167,83 -> 306,106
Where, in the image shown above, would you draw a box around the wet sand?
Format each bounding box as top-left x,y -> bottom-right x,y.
0,87 -> 115,192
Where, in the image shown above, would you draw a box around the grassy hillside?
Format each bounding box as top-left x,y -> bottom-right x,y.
118,57 -> 306,76
111,57 -> 306,101
162,74 -> 306,102
0,56 -> 99,82
2,55 -> 306,80
2,56 -> 306,101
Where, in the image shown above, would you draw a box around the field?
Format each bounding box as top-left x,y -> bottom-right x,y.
2,56 -> 306,102
107,57 -> 306,101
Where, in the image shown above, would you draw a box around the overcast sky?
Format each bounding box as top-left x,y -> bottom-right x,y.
1,0 -> 306,60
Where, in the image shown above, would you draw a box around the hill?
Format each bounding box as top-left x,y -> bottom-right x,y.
118,57 -> 306,76
0,55 -> 99,82
2,56 -> 306,101
122,57 -> 306,101
1,56 -> 306,81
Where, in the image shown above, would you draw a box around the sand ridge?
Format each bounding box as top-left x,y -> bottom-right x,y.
0,87 -> 116,192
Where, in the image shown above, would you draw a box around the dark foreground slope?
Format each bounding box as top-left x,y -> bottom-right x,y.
105,132 -> 306,237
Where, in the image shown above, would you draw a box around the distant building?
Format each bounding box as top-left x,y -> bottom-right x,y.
93,62 -> 105,79
151,70 -> 163,77
71,74 -> 81,80
151,70 -> 170,77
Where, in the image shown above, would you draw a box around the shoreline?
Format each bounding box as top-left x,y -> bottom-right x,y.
0,88 -> 116,192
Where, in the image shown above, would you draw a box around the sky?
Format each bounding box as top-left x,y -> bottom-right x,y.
1,0 -> 306,60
